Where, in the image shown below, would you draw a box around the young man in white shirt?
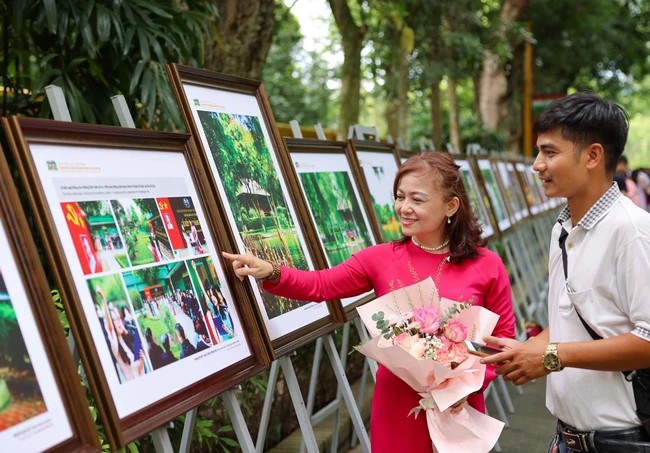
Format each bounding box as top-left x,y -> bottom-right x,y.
483,91 -> 650,452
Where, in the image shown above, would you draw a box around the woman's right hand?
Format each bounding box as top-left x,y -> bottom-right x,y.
222,252 -> 275,282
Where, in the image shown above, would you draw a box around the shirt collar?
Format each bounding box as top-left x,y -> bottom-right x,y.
556,182 -> 622,230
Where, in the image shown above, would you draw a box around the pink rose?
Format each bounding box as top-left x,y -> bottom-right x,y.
447,342 -> 470,365
435,345 -> 450,363
394,333 -> 418,351
409,339 -> 427,359
444,322 -> 468,342
438,334 -> 453,350
412,307 -> 440,334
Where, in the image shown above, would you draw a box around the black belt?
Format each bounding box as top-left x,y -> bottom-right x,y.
558,420 -> 650,452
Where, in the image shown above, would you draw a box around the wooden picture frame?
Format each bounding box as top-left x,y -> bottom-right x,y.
285,137 -> 378,315
166,64 -> 345,357
491,159 -> 531,227
451,155 -> 498,242
347,140 -> 403,243
0,143 -> 100,453
472,155 -> 513,234
2,117 -> 272,449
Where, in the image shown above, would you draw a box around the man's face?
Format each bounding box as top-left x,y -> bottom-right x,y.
533,128 -> 589,199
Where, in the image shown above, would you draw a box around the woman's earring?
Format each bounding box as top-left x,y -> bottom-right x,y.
447,216 -> 451,224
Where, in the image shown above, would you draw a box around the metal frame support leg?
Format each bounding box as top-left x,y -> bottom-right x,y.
256,360 -> 280,453
178,408 -> 197,453
151,428 -> 175,453
222,389 -> 256,453
322,334 -> 371,453
278,355 -> 320,453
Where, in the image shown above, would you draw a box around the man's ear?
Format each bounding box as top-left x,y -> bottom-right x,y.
585,143 -> 605,170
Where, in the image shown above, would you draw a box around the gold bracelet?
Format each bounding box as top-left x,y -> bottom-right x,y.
257,262 -> 281,282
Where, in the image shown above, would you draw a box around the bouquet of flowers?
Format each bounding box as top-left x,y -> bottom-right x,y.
356,276 -> 504,453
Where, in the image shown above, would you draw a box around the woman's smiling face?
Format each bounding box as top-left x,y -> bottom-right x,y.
395,171 -> 458,243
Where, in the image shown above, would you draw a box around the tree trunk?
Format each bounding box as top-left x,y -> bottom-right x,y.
207,0 -> 276,80
479,0 -> 530,129
430,77 -> 442,150
328,0 -> 365,140
385,101 -> 399,141
448,77 -> 461,152
472,73 -> 481,117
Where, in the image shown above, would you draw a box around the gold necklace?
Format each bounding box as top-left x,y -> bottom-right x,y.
412,236 -> 450,252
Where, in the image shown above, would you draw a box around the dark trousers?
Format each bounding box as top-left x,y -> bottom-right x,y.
548,420 -> 650,453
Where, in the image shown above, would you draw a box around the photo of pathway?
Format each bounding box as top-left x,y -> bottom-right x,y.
111,199 -> 174,266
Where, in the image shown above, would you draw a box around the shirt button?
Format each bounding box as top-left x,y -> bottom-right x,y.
567,242 -> 573,249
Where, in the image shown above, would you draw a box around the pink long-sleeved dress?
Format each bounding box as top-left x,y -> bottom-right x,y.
264,240 -> 515,453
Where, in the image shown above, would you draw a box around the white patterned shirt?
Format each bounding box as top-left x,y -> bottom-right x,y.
546,182 -> 650,430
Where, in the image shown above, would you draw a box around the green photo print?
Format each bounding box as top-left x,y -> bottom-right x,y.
197,111 -> 310,319
299,171 -> 373,266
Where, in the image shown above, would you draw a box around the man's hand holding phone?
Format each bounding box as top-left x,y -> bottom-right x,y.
481,335 -> 552,386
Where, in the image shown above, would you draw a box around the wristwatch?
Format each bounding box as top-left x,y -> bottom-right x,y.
542,343 -> 564,372
257,262 -> 281,282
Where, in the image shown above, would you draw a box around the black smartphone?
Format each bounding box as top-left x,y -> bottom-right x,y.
464,340 -> 502,357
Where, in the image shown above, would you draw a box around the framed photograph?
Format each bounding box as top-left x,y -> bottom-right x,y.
474,157 -> 512,233
166,64 -> 345,357
3,117 -> 271,449
0,146 -> 99,453
515,162 -> 543,215
491,159 -> 530,225
285,138 -> 377,313
526,163 -> 552,211
348,140 -> 403,243
453,156 -> 497,241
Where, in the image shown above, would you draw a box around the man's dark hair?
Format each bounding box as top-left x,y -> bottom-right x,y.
175,323 -> 185,339
533,91 -> 629,174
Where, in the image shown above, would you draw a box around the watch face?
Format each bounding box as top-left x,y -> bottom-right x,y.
544,354 -> 560,371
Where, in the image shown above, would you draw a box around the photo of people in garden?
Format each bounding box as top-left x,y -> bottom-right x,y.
111,199 -> 174,266
122,262 -> 212,371
496,162 -> 525,218
0,270 -> 47,432
197,111 -> 311,319
60,200 -> 129,275
460,169 -> 491,234
299,171 -> 373,266
87,274 -> 151,383
156,197 -> 210,258
480,167 -> 507,224
359,160 -> 401,242
506,164 -> 528,216
186,256 -> 236,345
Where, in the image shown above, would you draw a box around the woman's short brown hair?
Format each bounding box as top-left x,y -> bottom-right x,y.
393,152 -> 486,263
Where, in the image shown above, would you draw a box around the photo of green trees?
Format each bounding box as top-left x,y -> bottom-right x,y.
360,164 -> 401,242
460,169 -> 491,233
197,111 -> 311,319
481,168 -> 507,223
0,271 -> 46,432
299,171 -> 372,266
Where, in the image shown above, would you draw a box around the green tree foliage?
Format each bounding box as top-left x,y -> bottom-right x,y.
1,0 -> 219,129
527,0 -> 650,96
263,2 -> 336,128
